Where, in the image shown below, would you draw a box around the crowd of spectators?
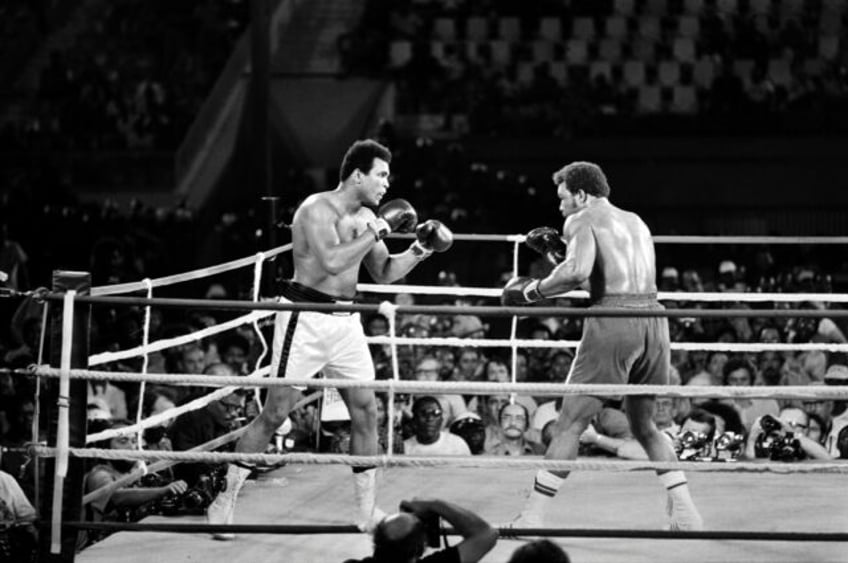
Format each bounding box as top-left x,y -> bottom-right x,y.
342,0 -> 848,136
0,1 -> 248,194
2,190 -> 848,555
1,0 -> 247,153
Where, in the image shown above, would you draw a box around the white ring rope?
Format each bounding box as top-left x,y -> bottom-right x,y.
358,283 -> 848,304
133,278 -> 154,458
90,243 -> 292,296
31,367 -> 848,400
367,335 -> 848,353
88,309 -> 273,366
31,446 -> 848,474
85,365 -> 270,443
379,300 -> 400,457
250,252 -> 270,412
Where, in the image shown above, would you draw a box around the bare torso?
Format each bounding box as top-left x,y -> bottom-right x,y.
565,200 -> 657,300
290,192 -> 375,298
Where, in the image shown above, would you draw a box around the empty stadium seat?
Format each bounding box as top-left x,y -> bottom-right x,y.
433,18 -> 457,41
659,60 -> 682,86
598,37 -> 623,61
498,17 -> 521,41
566,39 -> 589,64
672,37 -> 696,62
539,17 -> 562,41
605,16 -> 629,39
670,85 -> 698,113
389,40 -> 412,68
637,84 -> 663,113
573,17 -> 596,40
465,17 -> 489,41
623,60 -> 647,86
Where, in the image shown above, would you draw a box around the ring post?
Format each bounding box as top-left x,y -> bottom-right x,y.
40,271 -> 91,562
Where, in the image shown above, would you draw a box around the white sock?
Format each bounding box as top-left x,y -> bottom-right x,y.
352,468 -> 379,525
522,470 -> 564,518
227,464 -> 251,490
658,471 -> 694,504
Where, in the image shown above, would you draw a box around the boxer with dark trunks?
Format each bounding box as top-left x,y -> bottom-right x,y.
502,161 -> 702,530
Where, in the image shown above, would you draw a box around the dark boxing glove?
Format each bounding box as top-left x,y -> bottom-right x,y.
501,276 -> 546,306
411,220 -> 454,258
525,226 -> 566,264
368,199 -> 418,241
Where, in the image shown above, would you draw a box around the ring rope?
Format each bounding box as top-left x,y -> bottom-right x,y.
81,390 -> 325,504
36,294 -> 848,319
85,234 -> 848,298
358,283 -> 848,304
377,301 -> 401,456
367,335 -> 848,354
29,367 -> 848,400
250,252 -> 271,413
30,447 -> 848,474
57,521 -> 848,542
90,243 -> 292,296
385,233 -> 848,245
87,328 -> 848,372
133,278 -> 154,456
85,364 -> 269,443
88,309 -> 273,366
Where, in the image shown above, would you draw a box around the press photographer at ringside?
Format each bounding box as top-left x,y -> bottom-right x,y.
343,497 -> 498,563
744,408 -> 832,461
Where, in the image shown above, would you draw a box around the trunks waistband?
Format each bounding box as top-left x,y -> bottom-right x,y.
591,293 -> 659,308
280,281 -> 355,315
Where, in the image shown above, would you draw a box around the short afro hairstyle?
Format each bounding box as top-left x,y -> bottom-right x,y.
552,161 -> 610,197
339,139 -> 392,183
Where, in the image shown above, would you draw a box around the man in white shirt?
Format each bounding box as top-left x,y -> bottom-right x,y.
404,396 -> 471,456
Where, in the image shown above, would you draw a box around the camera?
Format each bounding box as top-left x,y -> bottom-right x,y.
769,432 -> 804,462
713,432 -> 744,461
760,414 -> 782,434
419,511 -> 441,548
156,465 -> 228,516
676,431 -> 711,461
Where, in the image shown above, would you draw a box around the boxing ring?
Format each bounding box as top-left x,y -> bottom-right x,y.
6,232 -> 848,563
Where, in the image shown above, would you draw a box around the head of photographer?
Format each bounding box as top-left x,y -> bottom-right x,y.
745,407 -> 833,462
344,497 -> 497,563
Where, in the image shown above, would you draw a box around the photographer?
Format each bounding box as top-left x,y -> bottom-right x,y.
344,497 -> 498,563
745,408 -> 832,461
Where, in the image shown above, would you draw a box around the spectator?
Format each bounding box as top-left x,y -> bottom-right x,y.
169,364 -> 245,486
404,396 -> 471,456
82,419 -> 188,546
745,408 -> 832,461
486,402 -> 544,456
507,539 -> 570,563
413,355 -> 467,428
449,413 -> 486,455
0,457 -> 37,563
343,497 -> 497,563
721,357 -> 780,431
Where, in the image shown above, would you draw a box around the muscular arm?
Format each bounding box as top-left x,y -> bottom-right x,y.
298,200 -> 377,275
537,217 -> 595,297
402,498 -> 498,563
362,243 -> 424,284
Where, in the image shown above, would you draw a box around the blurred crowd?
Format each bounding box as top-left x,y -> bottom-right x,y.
341,0 -> 848,136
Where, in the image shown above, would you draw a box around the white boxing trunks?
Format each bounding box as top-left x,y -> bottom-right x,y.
268,281 -> 375,386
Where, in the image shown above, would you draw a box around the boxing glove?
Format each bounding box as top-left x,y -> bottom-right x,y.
501,276 -> 546,306
525,226 -> 566,264
411,219 -> 454,258
368,199 -> 418,240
